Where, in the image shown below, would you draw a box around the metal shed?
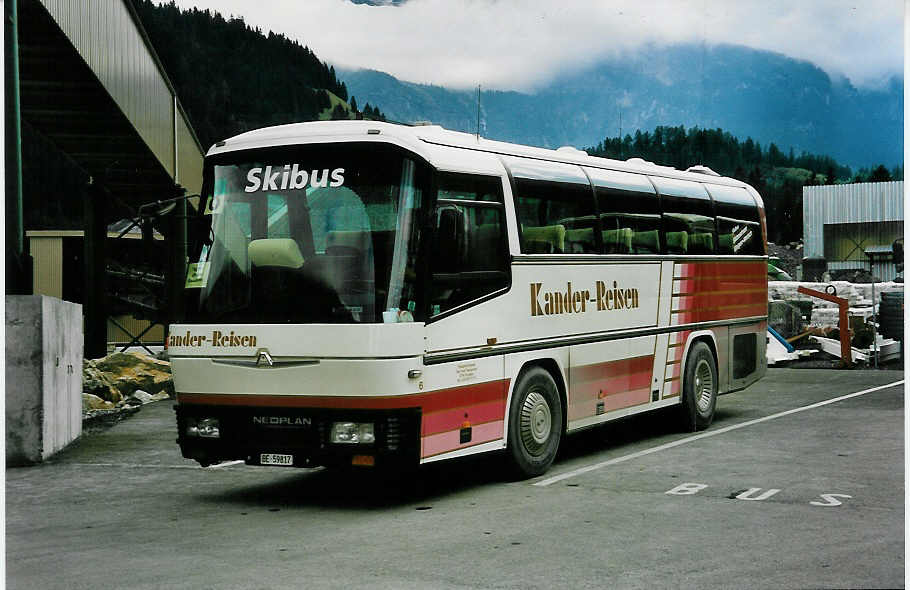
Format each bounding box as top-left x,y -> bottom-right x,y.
9,0 -> 206,356
802,181 -> 904,281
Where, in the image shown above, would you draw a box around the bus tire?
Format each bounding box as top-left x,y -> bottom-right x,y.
506,367 -> 563,478
680,341 -> 718,432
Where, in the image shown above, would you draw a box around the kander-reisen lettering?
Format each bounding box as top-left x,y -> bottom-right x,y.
530,281 -> 639,317
168,330 -> 257,348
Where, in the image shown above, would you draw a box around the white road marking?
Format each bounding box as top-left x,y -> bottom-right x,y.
534,379 -> 904,487
665,482 -> 708,495
811,493 -> 852,507
206,460 -> 245,469
734,487 -> 781,501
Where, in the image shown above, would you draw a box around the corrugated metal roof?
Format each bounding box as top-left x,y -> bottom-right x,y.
29,0 -> 203,196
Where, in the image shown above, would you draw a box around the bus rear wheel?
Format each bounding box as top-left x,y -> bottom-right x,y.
506,367 -> 563,478
680,341 -> 718,432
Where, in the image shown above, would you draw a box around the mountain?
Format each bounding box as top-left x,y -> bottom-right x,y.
342,44 -> 903,170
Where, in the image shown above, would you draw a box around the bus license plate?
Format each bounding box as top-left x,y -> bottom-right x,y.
260,453 -> 293,466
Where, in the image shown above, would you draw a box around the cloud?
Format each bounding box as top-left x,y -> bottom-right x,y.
165,0 -> 903,90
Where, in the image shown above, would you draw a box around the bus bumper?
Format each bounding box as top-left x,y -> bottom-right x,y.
175,404 -> 421,469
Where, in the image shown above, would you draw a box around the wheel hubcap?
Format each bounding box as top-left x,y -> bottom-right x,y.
694,359 -> 714,413
520,391 -> 552,455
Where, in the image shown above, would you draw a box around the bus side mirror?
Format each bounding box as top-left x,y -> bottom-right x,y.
434,206 -> 466,273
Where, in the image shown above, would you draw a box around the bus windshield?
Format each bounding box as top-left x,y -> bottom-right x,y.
186,143 -> 429,324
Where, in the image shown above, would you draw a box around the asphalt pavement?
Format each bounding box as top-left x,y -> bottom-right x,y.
6,368 -> 905,589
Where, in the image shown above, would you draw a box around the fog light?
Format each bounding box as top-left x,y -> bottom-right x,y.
330,422 -> 375,444
186,417 -> 220,438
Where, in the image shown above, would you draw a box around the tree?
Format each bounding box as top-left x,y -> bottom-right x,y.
329,104 -> 348,120
869,165 -> 892,182
133,0 -> 376,146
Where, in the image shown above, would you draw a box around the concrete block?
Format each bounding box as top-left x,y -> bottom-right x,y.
6,296 -> 83,465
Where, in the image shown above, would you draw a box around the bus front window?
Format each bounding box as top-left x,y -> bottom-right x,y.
187,144 -> 428,324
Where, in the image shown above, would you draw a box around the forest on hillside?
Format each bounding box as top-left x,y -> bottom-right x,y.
588,126 -> 902,244
134,0 -> 384,148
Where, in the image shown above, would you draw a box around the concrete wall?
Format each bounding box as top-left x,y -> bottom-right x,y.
6,296 -> 83,465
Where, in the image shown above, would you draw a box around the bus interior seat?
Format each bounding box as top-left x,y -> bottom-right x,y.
665,231 -> 688,254
565,228 -> 594,253
523,225 -> 566,253
602,228 -> 632,254
718,233 -> 734,254
248,238 -> 341,322
248,238 -> 305,269
632,229 -> 660,253
689,233 -> 715,254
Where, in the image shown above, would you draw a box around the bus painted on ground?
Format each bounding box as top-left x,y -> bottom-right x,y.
170,121 -> 767,477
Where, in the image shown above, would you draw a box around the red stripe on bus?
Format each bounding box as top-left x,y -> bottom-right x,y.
678,260 -> 766,275
568,355 -> 654,421
177,379 -> 509,413
421,400 -> 506,437
682,304 -> 768,323
603,387 -> 651,412
421,420 -> 504,458
570,355 -> 653,384
672,258 -> 766,325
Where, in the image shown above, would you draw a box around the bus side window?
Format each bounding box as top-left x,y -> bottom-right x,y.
514,179 -> 597,253
716,217 -> 761,255
584,167 -> 660,255
652,177 -> 717,255
704,184 -> 763,255
430,173 -> 509,316
506,157 -> 598,254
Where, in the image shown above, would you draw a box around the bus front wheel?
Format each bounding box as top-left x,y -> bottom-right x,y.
506,367 -> 563,478
680,341 -> 718,432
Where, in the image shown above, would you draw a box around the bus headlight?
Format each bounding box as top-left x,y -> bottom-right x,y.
331,422 -> 375,444
186,417 -> 220,438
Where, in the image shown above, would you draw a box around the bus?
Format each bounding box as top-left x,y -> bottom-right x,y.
170,121 -> 767,478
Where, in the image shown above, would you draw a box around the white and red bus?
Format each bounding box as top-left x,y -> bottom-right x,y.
170,121 -> 767,477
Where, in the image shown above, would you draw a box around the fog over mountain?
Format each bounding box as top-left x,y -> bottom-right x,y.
342,44 -> 903,170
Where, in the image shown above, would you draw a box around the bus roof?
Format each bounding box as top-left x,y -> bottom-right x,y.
208,120 -> 752,189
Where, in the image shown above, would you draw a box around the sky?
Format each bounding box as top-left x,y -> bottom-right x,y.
165,0 -> 904,92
